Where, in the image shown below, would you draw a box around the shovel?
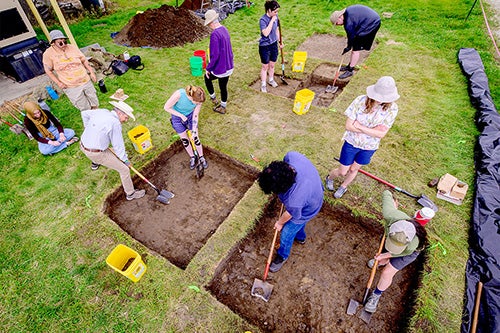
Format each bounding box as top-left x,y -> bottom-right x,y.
187,130 -> 204,179
277,20 -> 288,85
347,232 -> 385,323
333,157 -> 438,212
325,54 -> 346,93
251,204 -> 284,302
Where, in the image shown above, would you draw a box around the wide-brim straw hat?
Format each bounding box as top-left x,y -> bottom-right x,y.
366,76 -> 400,103
330,9 -> 346,25
204,9 -> 219,26
109,101 -> 135,121
49,29 -> 67,43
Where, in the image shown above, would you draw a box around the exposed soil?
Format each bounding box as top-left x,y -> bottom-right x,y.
104,142 -> 258,269
112,5 -> 211,48
250,35 -> 376,107
207,198 -> 423,333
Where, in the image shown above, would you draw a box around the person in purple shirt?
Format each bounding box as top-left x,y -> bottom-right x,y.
204,9 -> 234,115
330,4 -> 381,79
258,0 -> 284,93
258,151 -> 324,272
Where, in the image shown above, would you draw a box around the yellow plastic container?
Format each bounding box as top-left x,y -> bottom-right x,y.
128,125 -> 153,154
292,51 -> 308,72
106,244 -> 147,283
293,89 -> 315,115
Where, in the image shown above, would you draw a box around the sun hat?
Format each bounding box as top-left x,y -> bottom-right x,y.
204,10 -> 219,26
49,30 -> 67,43
384,220 -> 416,254
109,101 -> 135,121
366,76 -> 400,103
330,9 -> 346,25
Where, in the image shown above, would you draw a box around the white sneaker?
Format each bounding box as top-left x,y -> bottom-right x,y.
268,79 -> 278,88
261,84 -> 267,93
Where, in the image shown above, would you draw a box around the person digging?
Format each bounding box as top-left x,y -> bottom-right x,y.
258,151 -> 324,272
364,190 -> 428,313
330,5 -> 381,79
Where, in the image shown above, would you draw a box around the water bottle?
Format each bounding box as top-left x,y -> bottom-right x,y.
46,86 -> 59,100
98,79 -> 108,93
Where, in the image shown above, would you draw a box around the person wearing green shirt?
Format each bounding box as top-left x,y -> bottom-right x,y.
364,190 -> 428,313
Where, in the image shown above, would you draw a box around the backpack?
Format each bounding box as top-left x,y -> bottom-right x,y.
103,60 -> 129,76
126,55 -> 144,70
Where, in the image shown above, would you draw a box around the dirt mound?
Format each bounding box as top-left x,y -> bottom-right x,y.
113,5 -> 211,48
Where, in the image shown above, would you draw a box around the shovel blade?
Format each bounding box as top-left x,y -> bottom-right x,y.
160,189 -> 175,199
325,85 -> 338,94
156,195 -> 170,205
347,298 -> 360,315
280,76 -> 289,85
251,278 -> 273,302
359,309 -> 373,324
418,195 -> 438,212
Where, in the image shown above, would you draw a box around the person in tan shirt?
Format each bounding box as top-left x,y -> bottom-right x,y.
43,30 -> 99,111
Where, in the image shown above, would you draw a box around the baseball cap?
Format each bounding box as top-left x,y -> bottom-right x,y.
384,220 -> 416,254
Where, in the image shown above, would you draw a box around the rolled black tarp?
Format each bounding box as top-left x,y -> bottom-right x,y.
458,48 -> 500,333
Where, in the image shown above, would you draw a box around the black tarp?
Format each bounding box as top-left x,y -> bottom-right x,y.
458,48 -> 500,333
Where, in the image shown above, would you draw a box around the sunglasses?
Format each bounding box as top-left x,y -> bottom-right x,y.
56,40 -> 67,46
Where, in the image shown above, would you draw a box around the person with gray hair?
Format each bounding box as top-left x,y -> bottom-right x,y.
330,5 -> 381,79
80,101 -> 145,201
43,30 -> 99,111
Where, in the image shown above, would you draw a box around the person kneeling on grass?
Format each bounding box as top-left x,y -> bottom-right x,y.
164,85 -> 208,170
364,190 -> 428,313
23,101 -> 79,155
258,151 -> 324,272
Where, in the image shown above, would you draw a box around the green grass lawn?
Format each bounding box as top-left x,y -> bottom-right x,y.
0,0 -> 498,332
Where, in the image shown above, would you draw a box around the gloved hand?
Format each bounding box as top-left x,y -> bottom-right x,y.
342,47 -> 351,55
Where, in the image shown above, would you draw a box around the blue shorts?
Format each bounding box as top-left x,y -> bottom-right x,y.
389,251 -> 420,270
259,42 -> 279,64
170,112 -> 193,133
338,141 -> 376,166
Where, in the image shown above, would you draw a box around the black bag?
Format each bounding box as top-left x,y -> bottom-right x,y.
127,55 -> 144,70
104,60 -> 129,76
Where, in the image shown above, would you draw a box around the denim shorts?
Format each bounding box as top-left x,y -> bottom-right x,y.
389,250 -> 420,270
259,42 -> 279,64
338,141 -> 376,166
170,112 -> 193,133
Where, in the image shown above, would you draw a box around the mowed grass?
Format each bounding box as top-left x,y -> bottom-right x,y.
0,0 -> 498,332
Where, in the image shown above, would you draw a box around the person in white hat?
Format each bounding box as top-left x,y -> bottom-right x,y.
80,101 -> 146,201
363,190 -> 428,313
330,5 -> 381,79
43,30 -> 99,111
325,76 -> 400,199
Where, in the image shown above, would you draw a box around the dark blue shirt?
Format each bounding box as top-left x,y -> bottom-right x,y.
278,151 -> 324,224
344,5 -> 381,41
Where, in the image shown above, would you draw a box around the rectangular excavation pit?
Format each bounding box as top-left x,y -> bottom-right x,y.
104,141 -> 259,269
207,197 -> 423,332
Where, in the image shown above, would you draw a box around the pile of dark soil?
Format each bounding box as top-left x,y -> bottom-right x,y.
113,5 -> 211,48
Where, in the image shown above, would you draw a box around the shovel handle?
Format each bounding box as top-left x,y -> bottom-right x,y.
263,204 -> 284,281
471,281 -> 483,333
362,232 -> 386,304
278,20 -> 286,68
332,54 -> 346,86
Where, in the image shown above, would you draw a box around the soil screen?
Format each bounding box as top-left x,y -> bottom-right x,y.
207,198 -> 422,332
104,142 -> 258,269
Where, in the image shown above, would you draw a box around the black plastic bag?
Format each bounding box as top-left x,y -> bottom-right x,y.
104,60 -> 129,76
127,55 -> 144,70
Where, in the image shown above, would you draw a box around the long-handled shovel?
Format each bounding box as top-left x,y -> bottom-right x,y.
187,130 -> 204,179
251,204 -> 284,302
277,20 -> 289,85
333,157 -> 438,212
325,54 -> 345,93
0,116 -> 24,134
347,232 -> 385,322
110,149 -> 174,204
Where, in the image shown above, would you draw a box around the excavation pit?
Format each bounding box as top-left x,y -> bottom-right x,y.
207,198 -> 423,332
104,141 -> 259,269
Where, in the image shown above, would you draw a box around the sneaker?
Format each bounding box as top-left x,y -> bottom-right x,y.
295,238 -> 306,245
364,293 -> 381,313
340,65 -> 352,72
261,84 -> 267,93
334,186 -> 347,199
126,189 -> 146,201
268,79 -> 278,88
91,162 -> 100,171
189,156 -> 196,170
67,136 -> 79,146
213,105 -> 226,114
210,96 -> 219,106
269,254 -> 287,272
325,175 -> 335,191
339,70 -> 354,79
199,156 -> 208,169
367,259 -> 386,269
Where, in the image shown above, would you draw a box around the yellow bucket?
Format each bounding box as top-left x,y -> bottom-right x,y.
128,125 -> 153,154
106,244 -> 147,283
292,51 -> 308,72
293,89 -> 315,115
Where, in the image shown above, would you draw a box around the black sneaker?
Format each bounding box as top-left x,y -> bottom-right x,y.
269,254 -> 287,273
295,238 -> 306,245
189,156 -> 196,170
91,162 -> 100,171
340,65 -> 352,72
339,70 -> 354,79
